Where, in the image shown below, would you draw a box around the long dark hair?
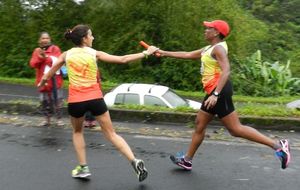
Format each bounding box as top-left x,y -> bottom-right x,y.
64,24 -> 90,46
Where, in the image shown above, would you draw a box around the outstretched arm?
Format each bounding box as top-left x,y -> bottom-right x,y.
96,46 -> 158,64
38,52 -> 66,87
157,49 -> 203,60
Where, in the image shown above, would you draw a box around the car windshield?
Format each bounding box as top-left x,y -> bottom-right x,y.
162,90 -> 187,107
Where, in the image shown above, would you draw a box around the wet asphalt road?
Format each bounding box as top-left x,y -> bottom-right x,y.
1,82 -> 300,189
0,119 -> 299,190
0,82 -> 67,101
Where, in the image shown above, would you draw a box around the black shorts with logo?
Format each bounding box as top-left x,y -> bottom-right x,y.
200,81 -> 235,118
68,98 -> 108,118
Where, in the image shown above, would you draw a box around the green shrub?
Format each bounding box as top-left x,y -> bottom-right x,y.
232,50 -> 300,96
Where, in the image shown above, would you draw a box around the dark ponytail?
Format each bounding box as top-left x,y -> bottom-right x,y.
64,29 -> 73,40
64,24 -> 90,46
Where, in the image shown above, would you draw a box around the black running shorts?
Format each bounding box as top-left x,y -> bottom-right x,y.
68,98 -> 108,118
201,81 -> 234,118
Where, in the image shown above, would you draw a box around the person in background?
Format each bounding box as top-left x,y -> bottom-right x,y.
29,32 -> 65,126
38,24 -> 159,181
156,20 -> 291,170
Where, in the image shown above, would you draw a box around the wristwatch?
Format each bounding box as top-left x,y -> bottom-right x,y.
212,91 -> 219,97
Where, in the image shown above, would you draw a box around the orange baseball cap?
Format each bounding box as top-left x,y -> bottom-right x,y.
203,20 -> 230,37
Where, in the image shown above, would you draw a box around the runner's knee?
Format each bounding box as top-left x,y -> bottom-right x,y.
72,120 -> 84,133
103,129 -> 117,141
194,122 -> 206,135
73,125 -> 83,133
227,126 -> 243,137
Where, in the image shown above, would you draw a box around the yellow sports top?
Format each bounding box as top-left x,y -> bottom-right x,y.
65,47 -> 102,103
200,41 -> 228,94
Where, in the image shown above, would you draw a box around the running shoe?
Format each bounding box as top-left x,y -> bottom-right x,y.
38,120 -> 50,127
131,159 -> 148,182
56,120 -> 65,126
82,120 -> 89,128
170,151 -> 192,170
72,165 -> 91,178
275,139 -> 291,169
83,120 -> 97,128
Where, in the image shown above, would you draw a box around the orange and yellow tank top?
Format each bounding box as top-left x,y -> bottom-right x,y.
65,47 -> 102,103
200,41 -> 228,94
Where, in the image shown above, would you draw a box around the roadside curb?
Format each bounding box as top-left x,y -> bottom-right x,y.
0,102 -> 299,131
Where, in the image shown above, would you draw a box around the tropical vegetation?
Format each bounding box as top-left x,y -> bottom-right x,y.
0,0 -> 299,96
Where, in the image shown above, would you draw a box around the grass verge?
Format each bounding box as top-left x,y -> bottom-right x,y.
1,77 -> 299,117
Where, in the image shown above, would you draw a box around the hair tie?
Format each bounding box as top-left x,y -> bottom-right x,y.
65,29 -> 72,35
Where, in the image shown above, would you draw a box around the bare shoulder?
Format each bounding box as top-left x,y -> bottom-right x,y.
213,44 -> 226,52
212,45 -> 227,57
95,50 -> 107,59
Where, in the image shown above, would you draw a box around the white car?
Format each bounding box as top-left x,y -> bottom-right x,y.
104,83 -> 202,110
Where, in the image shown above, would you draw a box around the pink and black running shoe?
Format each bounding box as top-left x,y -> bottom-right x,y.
170,152 -> 192,171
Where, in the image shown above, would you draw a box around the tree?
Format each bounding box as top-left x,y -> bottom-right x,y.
0,0 -> 34,77
0,0 -> 298,95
